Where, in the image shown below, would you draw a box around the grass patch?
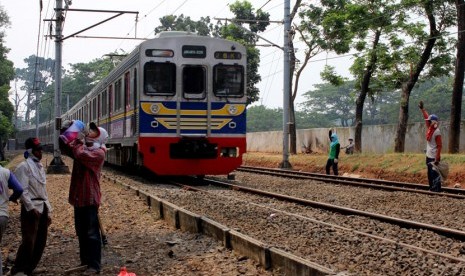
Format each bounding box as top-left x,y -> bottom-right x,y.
351,163 -> 360,172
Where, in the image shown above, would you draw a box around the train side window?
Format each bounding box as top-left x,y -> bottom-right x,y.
182,65 -> 206,98
144,62 -> 175,96
213,64 -> 244,97
115,79 -> 122,111
102,90 -> 108,116
108,85 -> 113,114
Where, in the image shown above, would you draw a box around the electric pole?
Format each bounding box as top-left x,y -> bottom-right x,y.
47,0 -> 70,174
279,0 -> 292,169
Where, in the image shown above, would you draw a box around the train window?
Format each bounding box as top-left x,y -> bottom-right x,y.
108,85 -> 113,114
115,79 -> 123,111
102,90 -> 108,116
92,98 -> 97,120
144,62 -> 176,96
124,72 -> 130,108
213,65 -> 244,97
182,65 -> 205,97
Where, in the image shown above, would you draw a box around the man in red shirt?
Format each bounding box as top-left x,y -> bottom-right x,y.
418,101 -> 442,192
63,122 -> 108,275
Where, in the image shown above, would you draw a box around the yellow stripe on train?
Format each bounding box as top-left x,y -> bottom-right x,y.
141,103 -> 245,116
157,118 -> 232,130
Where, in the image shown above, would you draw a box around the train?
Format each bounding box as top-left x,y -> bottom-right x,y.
16,32 -> 248,177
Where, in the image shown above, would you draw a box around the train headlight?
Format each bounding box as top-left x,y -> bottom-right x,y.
221,147 -> 238,158
151,104 -> 160,114
228,105 -> 237,115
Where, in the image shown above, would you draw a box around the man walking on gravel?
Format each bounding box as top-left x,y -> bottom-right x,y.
418,101 -> 442,192
62,122 -> 108,275
11,138 -> 51,276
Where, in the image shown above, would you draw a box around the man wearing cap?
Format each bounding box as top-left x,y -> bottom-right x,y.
63,122 -> 108,275
10,138 -> 52,276
418,101 -> 442,192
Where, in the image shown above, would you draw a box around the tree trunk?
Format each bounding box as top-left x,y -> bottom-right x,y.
394,85 -> 411,152
289,99 -> 297,153
354,30 -> 381,153
0,138 -> 4,161
25,90 -> 32,124
394,0 -> 438,152
449,0 -> 465,153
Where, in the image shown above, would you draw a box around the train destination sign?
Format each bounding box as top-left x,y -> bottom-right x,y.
214,51 -> 242,60
146,49 -> 174,57
182,45 -> 206,58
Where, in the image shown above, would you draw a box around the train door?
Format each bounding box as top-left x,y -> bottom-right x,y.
108,85 -> 113,137
124,71 -> 130,137
181,64 -> 208,136
131,68 -> 137,136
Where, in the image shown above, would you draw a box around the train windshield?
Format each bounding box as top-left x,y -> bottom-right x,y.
144,62 -> 176,96
182,65 -> 206,99
213,64 -> 244,97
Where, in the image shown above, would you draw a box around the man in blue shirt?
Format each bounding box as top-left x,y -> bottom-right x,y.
0,164 -> 23,276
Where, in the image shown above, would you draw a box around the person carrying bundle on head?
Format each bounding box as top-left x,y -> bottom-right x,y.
60,122 -> 108,275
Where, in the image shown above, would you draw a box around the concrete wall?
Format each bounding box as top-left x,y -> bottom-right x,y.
246,121 -> 465,154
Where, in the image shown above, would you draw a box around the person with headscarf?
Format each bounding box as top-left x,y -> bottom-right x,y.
418,101 -> 442,192
61,122 -> 108,275
326,129 -> 340,175
10,137 -> 52,276
0,163 -> 23,276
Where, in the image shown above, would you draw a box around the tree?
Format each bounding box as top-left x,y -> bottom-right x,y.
300,81 -> 356,127
449,0 -> 465,153
37,55 -> 118,123
247,105 -> 283,132
14,55 -> 55,124
286,0 -> 327,154
303,0 -> 403,153
154,1 -> 270,105
393,0 -> 455,152
0,5 -> 15,160
155,14 -> 220,36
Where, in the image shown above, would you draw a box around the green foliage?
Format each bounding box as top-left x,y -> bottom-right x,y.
320,65 -> 346,86
155,15 -> 220,37
0,84 -> 13,120
247,105 -> 330,132
300,81 -> 356,127
0,6 -> 14,145
246,105 -> 283,132
0,6 -> 13,87
29,55 -> 118,123
153,1 -> 269,105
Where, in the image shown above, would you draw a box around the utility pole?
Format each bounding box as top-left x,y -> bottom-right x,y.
47,0 -> 70,174
279,0 -> 292,169
34,89 -> 40,138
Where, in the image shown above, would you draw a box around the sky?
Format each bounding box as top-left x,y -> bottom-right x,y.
2,0 -> 351,113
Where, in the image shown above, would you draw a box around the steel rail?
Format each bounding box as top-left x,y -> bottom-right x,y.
195,178 -> 465,241
238,166 -> 465,199
170,178 -> 465,263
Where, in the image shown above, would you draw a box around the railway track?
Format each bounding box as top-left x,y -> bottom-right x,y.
103,167 -> 465,275
183,177 -> 465,241
168,176 -> 465,274
238,165 -> 465,199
